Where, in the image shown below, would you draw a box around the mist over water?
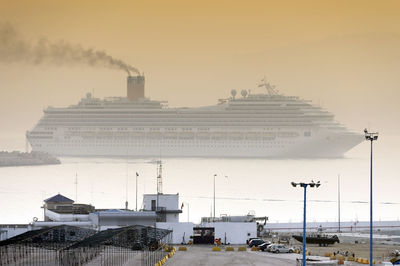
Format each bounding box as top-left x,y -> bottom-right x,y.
0,135 -> 399,225
0,23 -> 139,75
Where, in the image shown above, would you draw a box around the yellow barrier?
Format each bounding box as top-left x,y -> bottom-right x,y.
238,246 -> 247,251
324,252 -> 332,257
212,246 -> 221,251
178,246 -> 187,251
338,259 -> 344,265
251,247 -> 259,251
155,246 -> 177,266
225,246 -> 234,251
330,255 -> 336,260
347,256 -> 355,261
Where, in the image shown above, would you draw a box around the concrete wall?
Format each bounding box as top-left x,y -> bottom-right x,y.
157,222 -> 257,245
45,209 -> 90,222
202,222 -> 257,244
156,222 -> 195,244
89,211 -> 156,230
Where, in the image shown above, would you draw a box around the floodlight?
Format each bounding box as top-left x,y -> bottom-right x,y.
291,182 -> 297,187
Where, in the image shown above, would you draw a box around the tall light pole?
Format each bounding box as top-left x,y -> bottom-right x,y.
364,128 -> 378,265
182,202 -> 190,222
213,174 -> 217,220
291,180 -> 321,266
338,174 -> 341,233
135,172 -> 139,211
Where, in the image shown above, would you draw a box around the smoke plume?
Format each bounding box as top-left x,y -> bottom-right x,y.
0,23 -> 139,75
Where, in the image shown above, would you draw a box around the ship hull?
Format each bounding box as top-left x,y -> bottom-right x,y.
27,130 -> 363,158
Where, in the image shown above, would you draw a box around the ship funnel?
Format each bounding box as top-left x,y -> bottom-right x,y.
127,75 -> 145,101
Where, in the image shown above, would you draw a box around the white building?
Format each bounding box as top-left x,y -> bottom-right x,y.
1,193 -> 260,245
142,194 -> 182,223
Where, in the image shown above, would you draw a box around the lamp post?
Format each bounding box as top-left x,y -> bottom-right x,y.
182,202 -> 190,222
213,174 -> 217,220
364,128 -> 378,265
291,180 -> 321,266
213,174 -> 228,221
135,172 -> 139,211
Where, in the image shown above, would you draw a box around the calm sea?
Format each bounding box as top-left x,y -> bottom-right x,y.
1,135 -> 399,225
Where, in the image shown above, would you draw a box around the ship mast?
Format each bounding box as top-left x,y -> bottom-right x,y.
258,77 -> 280,96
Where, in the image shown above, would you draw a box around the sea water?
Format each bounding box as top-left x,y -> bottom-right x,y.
0,135 -> 399,225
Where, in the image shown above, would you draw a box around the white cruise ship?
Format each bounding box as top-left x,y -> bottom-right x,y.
27,76 -> 363,158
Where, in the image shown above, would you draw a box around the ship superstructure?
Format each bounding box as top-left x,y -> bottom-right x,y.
27,76 -> 363,157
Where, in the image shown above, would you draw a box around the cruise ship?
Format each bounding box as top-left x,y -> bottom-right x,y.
26,76 -> 363,158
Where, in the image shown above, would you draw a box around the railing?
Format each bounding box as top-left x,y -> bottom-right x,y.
0,244 -> 168,266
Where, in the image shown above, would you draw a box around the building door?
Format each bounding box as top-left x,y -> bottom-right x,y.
192,227 -> 215,244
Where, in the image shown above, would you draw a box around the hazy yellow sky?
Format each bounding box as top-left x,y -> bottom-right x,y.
1,0 -> 400,149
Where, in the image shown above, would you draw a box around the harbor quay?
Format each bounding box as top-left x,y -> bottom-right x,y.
1,191 -> 400,265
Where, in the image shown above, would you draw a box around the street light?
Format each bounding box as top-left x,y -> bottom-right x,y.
213,174 -> 217,220
213,174 -> 228,221
364,128 -> 378,265
135,172 -> 139,211
182,201 -> 190,222
291,180 -> 321,266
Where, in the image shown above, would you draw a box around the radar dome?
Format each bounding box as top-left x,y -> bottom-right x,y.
231,89 -> 237,98
241,89 -> 248,98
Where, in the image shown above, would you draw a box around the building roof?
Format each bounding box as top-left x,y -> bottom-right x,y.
66,225 -> 171,250
44,194 -> 74,203
0,225 -> 95,247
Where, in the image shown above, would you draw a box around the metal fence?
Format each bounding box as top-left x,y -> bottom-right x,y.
0,225 -> 173,266
0,244 -> 169,266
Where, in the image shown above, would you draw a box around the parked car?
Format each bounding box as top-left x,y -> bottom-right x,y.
246,237 -> 260,245
266,243 -> 279,252
248,239 -> 265,247
258,242 -> 272,251
270,244 -> 294,253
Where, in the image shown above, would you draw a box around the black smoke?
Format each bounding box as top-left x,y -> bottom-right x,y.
0,23 -> 139,75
